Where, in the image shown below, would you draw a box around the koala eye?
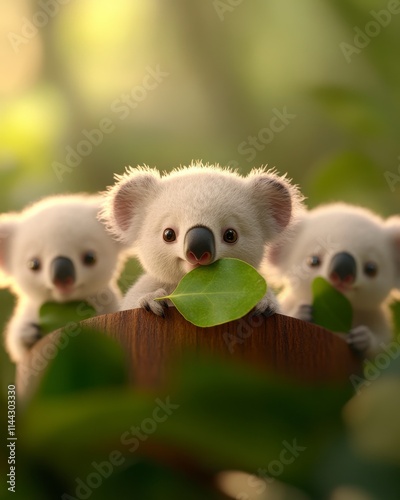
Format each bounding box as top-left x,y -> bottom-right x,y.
307,255 -> 321,267
82,251 -> 97,266
223,228 -> 238,244
364,261 -> 378,278
163,228 -> 176,242
28,258 -> 41,272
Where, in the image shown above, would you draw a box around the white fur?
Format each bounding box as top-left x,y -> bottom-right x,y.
0,194 -> 126,363
266,203 -> 400,356
100,161 -> 303,316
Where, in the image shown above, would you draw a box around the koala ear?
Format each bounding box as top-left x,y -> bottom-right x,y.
0,214 -> 18,284
247,169 -> 305,239
266,215 -> 304,268
386,216 -> 400,288
99,166 -> 161,243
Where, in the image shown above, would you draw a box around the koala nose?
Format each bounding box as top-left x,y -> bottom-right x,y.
184,226 -> 215,266
51,256 -> 76,287
328,252 -> 356,286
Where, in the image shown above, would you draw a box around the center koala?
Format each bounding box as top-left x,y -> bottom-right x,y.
0,194 -> 127,363
100,162 -> 303,315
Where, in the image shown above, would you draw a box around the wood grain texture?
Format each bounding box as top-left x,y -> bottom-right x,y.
16,308 -> 362,398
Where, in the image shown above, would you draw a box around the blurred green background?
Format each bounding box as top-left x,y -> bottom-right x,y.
1,1 -> 400,384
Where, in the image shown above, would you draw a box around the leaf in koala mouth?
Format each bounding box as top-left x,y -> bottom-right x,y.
39,301 -> 97,335
156,258 -> 267,328
312,277 -> 353,333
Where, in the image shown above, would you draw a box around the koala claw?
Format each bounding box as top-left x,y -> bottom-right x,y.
254,292 -> 278,317
297,304 -> 313,323
347,325 -> 372,353
22,323 -> 42,349
139,288 -> 168,316
260,306 -> 276,318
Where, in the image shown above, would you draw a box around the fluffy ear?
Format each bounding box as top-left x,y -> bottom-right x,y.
265,215 -> 305,269
99,166 -> 161,243
0,214 -> 18,284
386,216 -> 400,288
247,169 -> 305,239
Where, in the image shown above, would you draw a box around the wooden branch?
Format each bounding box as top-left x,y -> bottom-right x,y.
16,308 -> 362,399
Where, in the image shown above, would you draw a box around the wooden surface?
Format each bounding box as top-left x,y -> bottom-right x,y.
17,308 -> 362,397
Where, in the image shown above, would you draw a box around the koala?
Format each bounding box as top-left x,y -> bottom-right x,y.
100,161 -> 304,317
0,194 -> 126,363
267,203 -> 400,356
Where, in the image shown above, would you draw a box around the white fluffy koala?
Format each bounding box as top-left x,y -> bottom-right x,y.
100,162 -> 303,316
267,203 -> 400,356
0,194 -> 126,363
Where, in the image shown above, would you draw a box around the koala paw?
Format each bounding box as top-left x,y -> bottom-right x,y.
296,304 -> 313,323
21,323 -> 42,350
254,291 -> 279,317
347,325 -> 373,353
139,289 -> 168,317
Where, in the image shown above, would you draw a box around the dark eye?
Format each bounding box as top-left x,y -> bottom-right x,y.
163,228 -> 176,242
82,251 -> 97,266
364,261 -> 378,277
28,258 -> 41,271
307,255 -> 321,267
223,228 -> 238,244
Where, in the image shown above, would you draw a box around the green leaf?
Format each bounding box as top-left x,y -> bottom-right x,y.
33,328 -> 129,400
390,300 -> 400,337
39,301 -> 97,334
158,258 -> 267,327
312,277 -> 353,333
22,354 -> 351,494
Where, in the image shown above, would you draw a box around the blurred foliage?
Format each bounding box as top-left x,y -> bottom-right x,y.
3,321 -> 400,499
0,1 -> 400,496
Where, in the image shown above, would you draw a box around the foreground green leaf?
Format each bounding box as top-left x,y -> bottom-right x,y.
39,301 -> 97,334
22,354 -> 351,494
157,258 -> 266,327
312,277 -> 353,332
33,328 -> 129,400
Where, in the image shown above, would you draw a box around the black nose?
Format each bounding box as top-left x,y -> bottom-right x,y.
328,252 -> 356,285
184,226 -> 215,265
51,256 -> 76,286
